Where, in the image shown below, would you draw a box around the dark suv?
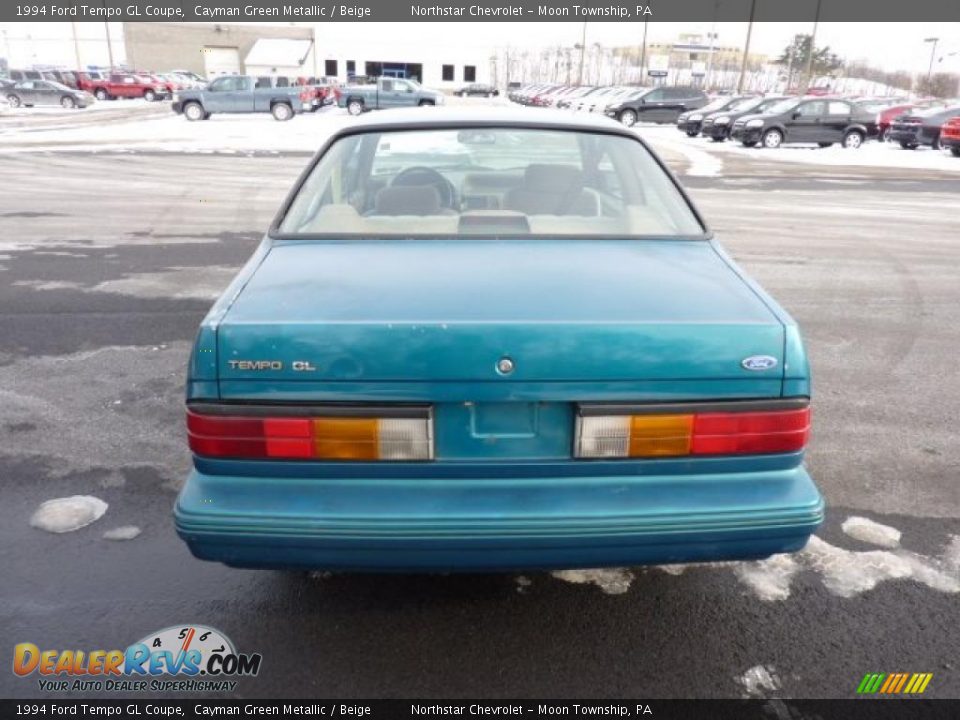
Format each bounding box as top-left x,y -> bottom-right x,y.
605,86 -> 709,126
730,97 -> 877,149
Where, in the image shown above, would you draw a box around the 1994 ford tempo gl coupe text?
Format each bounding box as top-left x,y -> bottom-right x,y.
174,108 -> 824,572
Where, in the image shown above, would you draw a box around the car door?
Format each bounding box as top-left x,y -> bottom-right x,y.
32,81 -> 59,106
825,101 -> 854,141
391,79 -> 420,107
204,76 -> 251,112
13,81 -> 38,105
788,100 -> 827,142
637,88 -> 666,121
376,78 -> 400,108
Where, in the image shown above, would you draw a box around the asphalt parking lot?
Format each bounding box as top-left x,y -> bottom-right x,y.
1,106 -> 959,700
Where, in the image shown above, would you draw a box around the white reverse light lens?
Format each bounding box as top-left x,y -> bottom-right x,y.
576,416 -> 630,458
377,418 -> 433,460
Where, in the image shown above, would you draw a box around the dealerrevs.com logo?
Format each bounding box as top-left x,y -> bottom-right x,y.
13,625 -> 261,693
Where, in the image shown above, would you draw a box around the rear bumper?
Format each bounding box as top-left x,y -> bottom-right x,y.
174,463 -> 824,572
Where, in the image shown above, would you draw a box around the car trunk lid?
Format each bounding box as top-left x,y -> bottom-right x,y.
215,239 -> 785,388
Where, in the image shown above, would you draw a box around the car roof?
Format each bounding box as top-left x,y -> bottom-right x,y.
334,106 -> 632,135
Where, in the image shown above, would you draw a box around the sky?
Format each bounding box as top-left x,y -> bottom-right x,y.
2,21 -> 959,75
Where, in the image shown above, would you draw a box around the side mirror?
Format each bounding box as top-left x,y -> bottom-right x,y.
792,111 -> 801,119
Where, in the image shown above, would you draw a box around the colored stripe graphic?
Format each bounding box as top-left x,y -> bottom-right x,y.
856,672 -> 932,695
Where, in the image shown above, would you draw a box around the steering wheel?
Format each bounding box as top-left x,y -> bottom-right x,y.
391,166 -> 457,210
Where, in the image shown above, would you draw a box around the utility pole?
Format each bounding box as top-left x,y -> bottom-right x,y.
70,23 -> 83,70
736,0 -> 756,94
924,37 -> 939,82
577,21 -> 587,85
800,0 -> 822,93
706,0 -> 720,88
639,20 -> 648,83
104,22 -> 114,68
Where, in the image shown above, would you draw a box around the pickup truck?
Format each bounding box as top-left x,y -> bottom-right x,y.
171,75 -> 312,121
338,77 -> 443,116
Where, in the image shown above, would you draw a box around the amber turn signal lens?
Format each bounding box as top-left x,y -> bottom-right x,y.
628,414 -> 694,457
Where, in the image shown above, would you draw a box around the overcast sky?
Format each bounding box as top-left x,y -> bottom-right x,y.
3,21 -> 959,74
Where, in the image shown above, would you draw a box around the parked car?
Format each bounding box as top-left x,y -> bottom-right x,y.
174,107 -> 822,573
940,116 -> 960,156
554,86 -> 595,109
85,73 -> 170,101
606,86 -> 709,126
5,80 -> 94,109
677,95 -> 755,136
730,97 -> 876,149
172,75 -> 312,121
701,95 -> 791,141
338,76 -> 443,115
75,71 -> 107,93
887,105 -> 960,150
454,83 -> 499,98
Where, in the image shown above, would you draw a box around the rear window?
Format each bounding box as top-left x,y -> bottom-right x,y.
278,127 -> 704,238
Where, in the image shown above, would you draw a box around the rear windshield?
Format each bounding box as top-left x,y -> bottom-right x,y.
277,128 -> 704,238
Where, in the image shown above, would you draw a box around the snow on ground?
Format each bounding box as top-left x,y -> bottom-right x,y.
551,567 -> 634,595
2,103 -> 958,175
30,495 -> 108,533
102,525 -> 142,541
637,124 -> 960,173
737,665 -> 781,698
841,516 -> 902,548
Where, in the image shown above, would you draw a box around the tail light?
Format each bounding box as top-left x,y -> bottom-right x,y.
575,403 -> 810,459
187,407 -> 432,461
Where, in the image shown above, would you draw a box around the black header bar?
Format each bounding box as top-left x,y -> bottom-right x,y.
3,0 -> 959,23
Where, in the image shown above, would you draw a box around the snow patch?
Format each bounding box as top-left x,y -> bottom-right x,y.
551,568 -> 633,595
737,665 -> 780,698
515,576 -> 532,593
102,525 -> 141,541
733,554 -> 801,602
31,496 -> 108,533
842,516 -> 902,548
800,536 -> 960,598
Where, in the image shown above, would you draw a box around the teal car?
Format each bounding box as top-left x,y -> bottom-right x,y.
175,108 -> 823,572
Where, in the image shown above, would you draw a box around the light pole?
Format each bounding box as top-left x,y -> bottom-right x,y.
924,37 -> 939,82
706,0 -> 720,88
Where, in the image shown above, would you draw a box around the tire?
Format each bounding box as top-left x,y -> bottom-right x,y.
842,131 -> 864,149
418,100 -> 435,107
686,130 -> 698,137
619,109 -> 637,127
94,88 -> 109,101
144,89 -> 156,102
818,142 -> 833,148
762,128 -> 783,149
899,141 -> 917,150
7,94 -> 21,108
931,134 -> 941,151
951,147 -> 960,157
271,102 -> 293,121
183,102 -> 205,121
346,99 -> 364,116
711,136 -> 726,142
879,127 -> 889,142
742,140 -> 758,148
60,96 -> 76,109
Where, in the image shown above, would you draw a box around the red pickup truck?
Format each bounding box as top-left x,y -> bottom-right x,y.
83,73 -> 170,102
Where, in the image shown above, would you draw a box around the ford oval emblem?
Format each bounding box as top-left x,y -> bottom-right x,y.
741,355 -> 778,371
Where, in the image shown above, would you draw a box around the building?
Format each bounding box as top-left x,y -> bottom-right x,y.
121,22 -> 490,88
122,23 -> 317,78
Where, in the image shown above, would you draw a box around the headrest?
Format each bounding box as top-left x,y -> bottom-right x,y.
374,185 -> 442,216
523,164 -> 584,193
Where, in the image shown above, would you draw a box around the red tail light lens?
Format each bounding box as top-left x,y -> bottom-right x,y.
576,405 -> 810,458
187,409 -> 432,461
